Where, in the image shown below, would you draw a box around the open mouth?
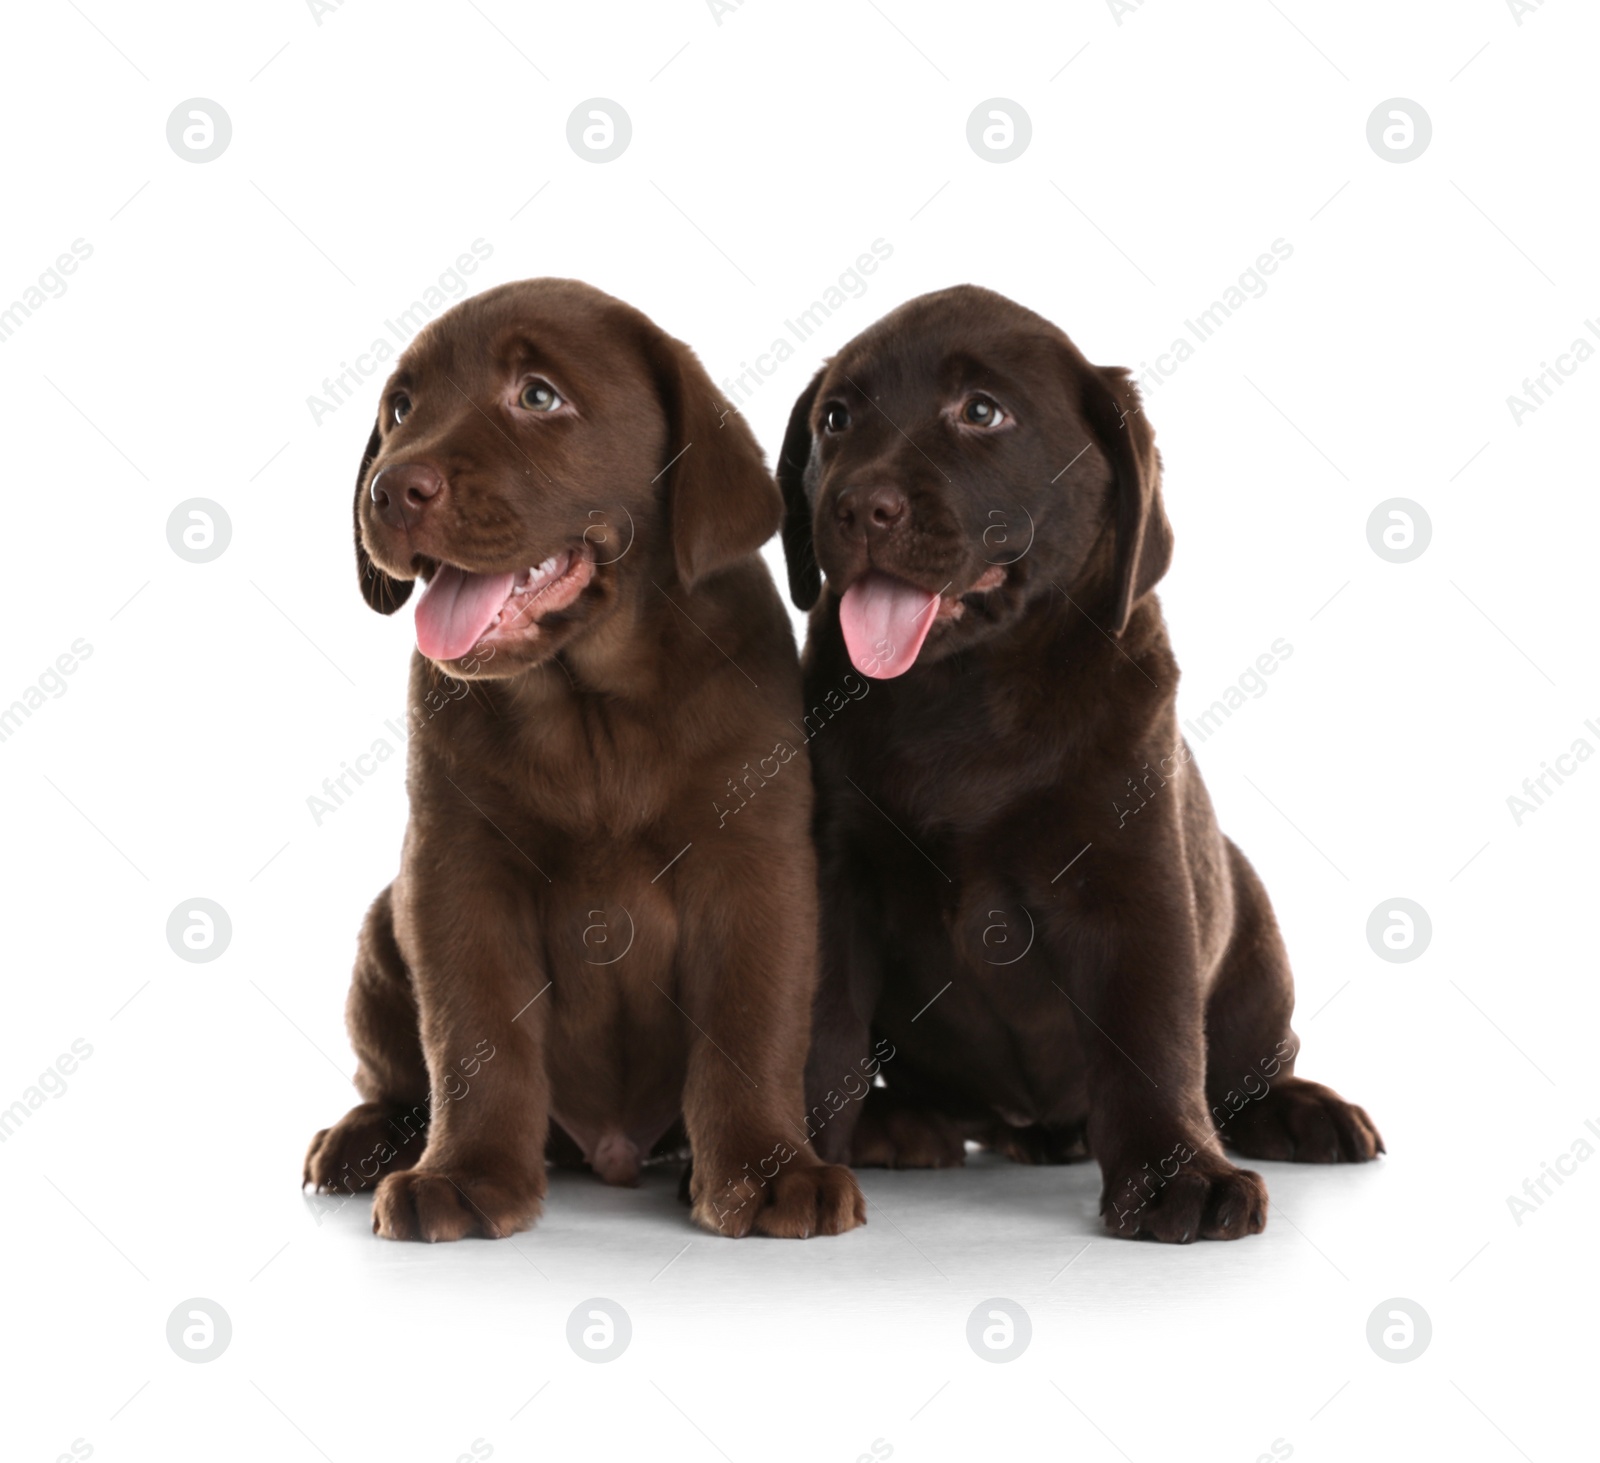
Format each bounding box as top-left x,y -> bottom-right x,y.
413,548 -> 595,662
838,566 -> 1006,679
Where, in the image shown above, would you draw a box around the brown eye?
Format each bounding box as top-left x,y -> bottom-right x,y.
392,394 -> 411,425
963,396 -> 1005,427
519,380 -> 563,412
824,403 -> 850,433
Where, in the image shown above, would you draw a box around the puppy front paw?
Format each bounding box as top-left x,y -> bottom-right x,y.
1100,1146 -> 1267,1243
372,1167 -> 542,1242
692,1161 -> 866,1238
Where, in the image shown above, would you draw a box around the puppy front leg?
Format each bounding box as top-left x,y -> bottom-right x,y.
683,1031 -> 866,1240
1061,902 -> 1267,1243
371,852 -> 550,1243
678,864 -> 866,1239
803,849 -> 886,1165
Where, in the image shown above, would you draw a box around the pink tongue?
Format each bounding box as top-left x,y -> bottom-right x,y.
413,565 -> 516,661
838,572 -> 941,679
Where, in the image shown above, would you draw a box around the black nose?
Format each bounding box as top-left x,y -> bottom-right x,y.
369,463 -> 443,529
834,484 -> 908,539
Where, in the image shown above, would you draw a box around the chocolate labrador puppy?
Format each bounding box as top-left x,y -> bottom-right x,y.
304,278 -> 864,1241
778,285 -> 1380,1243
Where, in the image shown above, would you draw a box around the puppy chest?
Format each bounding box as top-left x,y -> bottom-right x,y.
536,879 -> 689,1087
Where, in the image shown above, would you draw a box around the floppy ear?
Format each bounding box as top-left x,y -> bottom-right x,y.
353,420 -> 412,613
644,331 -> 781,590
1079,365 -> 1171,635
776,368 -> 825,611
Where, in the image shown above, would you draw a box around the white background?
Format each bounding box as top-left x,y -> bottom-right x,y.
2,2 -> 1595,1459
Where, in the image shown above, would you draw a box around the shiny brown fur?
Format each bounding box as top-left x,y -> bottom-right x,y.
778,285 -> 1380,1243
304,279 -> 864,1241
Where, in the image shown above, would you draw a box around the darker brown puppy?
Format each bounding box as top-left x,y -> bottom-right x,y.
778,285 -> 1380,1243
304,278 -> 864,1242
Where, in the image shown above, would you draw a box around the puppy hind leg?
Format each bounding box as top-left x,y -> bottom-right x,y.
848,1083 -> 970,1169
1205,841 -> 1383,1164
982,1118 -> 1090,1166
304,885 -> 432,1194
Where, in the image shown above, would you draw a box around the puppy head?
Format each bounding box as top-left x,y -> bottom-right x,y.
355,278 -> 778,679
777,285 -> 1170,679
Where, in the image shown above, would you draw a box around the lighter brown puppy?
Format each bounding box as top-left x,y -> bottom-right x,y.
304,279 -> 864,1242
